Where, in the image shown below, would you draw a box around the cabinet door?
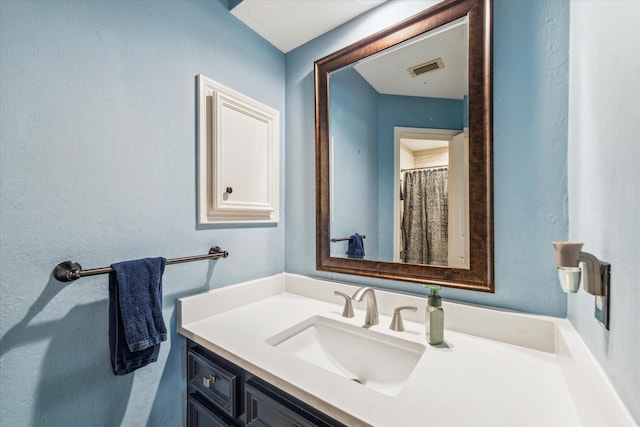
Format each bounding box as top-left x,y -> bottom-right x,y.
187,348 -> 241,419
245,378 -> 343,427
188,394 -> 235,427
197,74 -> 279,224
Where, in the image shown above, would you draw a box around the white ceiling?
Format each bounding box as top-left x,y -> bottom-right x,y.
353,17 -> 468,99
402,138 -> 449,152
231,0 -> 387,53
232,0 -> 467,100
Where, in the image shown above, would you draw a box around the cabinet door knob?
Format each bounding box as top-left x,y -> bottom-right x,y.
202,374 -> 216,388
225,187 -> 233,194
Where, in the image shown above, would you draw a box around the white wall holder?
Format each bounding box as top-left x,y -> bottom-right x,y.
552,242 -> 611,330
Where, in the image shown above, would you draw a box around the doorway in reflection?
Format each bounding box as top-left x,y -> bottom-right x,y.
394,127 -> 469,268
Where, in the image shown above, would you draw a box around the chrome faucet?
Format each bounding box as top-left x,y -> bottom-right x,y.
351,287 -> 379,327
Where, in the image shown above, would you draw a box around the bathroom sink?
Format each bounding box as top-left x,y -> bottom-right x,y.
266,316 -> 425,396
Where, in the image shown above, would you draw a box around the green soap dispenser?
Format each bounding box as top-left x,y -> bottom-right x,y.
425,285 -> 444,345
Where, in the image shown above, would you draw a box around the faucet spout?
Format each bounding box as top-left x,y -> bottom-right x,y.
351,287 -> 379,327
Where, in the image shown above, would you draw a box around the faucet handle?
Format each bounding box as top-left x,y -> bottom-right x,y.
334,291 -> 355,318
389,306 -> 417,331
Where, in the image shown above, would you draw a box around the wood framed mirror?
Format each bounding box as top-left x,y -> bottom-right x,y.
315,0 -> 493,292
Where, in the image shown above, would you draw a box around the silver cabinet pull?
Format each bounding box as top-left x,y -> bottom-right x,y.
202,374 -> 216,388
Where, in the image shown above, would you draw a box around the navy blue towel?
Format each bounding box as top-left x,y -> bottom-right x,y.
109,257 -> 167,375
346,234 -> 365,259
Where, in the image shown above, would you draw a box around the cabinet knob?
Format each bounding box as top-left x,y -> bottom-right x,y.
202,374 -> 216,388
225,187 -> 233,194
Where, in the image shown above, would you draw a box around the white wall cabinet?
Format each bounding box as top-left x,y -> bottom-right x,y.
197,75 -> 279,224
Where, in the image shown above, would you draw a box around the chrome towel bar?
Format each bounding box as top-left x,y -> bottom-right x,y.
53,246 -> 229,282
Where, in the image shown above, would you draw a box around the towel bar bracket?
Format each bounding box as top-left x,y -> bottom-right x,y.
54,260 -> 83,282
53,246 -> 229,283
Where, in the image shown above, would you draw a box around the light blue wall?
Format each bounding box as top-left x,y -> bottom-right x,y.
0,1 -> 284,425
285,0 -> 569,317
329,67 -> 379,257
377,94 -> 464,261
567,1 -> 640,422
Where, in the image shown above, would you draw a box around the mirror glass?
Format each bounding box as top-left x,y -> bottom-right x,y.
316,0 -> 493,292
328,17 -> 470,268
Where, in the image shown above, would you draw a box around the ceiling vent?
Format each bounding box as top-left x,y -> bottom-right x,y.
407,58 -> 445,77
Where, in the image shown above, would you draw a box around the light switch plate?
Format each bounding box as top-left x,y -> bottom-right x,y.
594,262 -> 610,330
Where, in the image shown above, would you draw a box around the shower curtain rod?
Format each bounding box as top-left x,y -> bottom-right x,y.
401,165 -> 448,172
53,246 -> 229,282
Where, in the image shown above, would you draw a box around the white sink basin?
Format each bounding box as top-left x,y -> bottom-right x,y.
266,316 -> 425,396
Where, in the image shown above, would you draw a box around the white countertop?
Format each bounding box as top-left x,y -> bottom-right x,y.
178,274 -> 636,427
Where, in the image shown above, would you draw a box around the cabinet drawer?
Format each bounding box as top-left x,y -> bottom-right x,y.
188,348 -> 241,419
188,394 -> 235,427
245,378 -> 343,427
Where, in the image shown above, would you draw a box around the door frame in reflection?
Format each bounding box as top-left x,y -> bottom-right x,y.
393,127 -> 469,267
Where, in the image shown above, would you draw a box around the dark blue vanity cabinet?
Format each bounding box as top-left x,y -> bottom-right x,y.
186,340 -> 345,427
187,343 -> 243,426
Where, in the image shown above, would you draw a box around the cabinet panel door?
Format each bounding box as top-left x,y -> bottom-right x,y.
220,103 -> 271,208
245,379 -> 342,427
188,395 -> 235,427
197,74 -> 279,224
187,348 -> 241,419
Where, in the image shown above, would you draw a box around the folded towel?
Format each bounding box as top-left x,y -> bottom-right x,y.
108,257 -> 167,375
346,234 -> 365,259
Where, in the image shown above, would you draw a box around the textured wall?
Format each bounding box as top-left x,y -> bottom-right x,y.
285,0 -> 569,317
567,1 -> 640,422
329,66 -> 379,257
0,1 -> 285,425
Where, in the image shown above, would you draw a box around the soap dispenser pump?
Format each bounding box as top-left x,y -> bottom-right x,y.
425,285 -> 444,345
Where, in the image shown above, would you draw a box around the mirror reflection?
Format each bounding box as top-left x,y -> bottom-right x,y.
329,17 -> 470,268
